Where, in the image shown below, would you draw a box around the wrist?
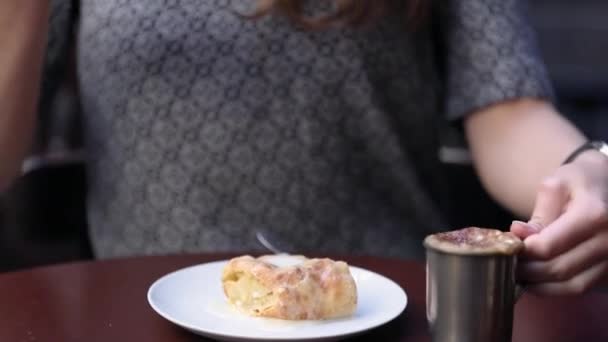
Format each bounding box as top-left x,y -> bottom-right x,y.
571,150 -> 608,171
563,141 -> 608,165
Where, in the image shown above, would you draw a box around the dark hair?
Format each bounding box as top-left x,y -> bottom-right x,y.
252,0 -> 429,29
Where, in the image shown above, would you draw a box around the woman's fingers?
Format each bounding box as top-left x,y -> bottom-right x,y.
513,153 -> 608,295
510,176 -> 568,239
510,221 -> 540,240
527,261 -> 608,296
519,232 -> 608,283
523,195 -> 607,260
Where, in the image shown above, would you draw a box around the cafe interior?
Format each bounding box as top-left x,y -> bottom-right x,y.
0,0 -> 606,341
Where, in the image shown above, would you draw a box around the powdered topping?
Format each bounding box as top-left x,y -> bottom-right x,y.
222,255 -> 357,320
424,227 -> 524,255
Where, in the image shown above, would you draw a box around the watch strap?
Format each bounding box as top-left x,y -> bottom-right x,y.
563,140 -> 608,165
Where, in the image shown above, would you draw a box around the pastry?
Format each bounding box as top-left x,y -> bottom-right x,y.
221,255 -> 357,320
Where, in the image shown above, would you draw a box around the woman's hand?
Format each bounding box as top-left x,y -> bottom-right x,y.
511,150 -> 608,295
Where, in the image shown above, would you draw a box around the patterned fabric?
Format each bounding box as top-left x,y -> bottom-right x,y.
43,0 -> 553,259
439,0 -> 554,120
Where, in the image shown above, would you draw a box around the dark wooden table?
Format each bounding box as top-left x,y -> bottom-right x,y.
0,254 -> 606,341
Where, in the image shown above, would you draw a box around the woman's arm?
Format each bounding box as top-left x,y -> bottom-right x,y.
0,0 -> 50,191
464,98 -> 585,218
465,98 -> 608,295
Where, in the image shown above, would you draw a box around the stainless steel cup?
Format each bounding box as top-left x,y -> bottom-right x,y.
425,246 -> 523,342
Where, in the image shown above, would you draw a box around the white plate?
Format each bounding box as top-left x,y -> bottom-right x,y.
147,255 -> 408,341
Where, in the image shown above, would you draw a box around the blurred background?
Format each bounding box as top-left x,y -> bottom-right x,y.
532,0 -> 608,139
0,0 -> 606,272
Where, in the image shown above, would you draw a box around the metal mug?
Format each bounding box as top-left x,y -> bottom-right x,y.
425,246 -> 524,342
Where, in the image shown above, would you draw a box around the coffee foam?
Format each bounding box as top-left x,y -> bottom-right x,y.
424,227 -> 524,256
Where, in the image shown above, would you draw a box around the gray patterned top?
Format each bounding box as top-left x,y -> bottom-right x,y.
43,0 -> 552,259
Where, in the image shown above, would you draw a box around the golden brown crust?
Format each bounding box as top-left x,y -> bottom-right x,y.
221,255 -> 357,320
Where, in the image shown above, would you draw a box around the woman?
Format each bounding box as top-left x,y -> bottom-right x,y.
1,0 -> 607,295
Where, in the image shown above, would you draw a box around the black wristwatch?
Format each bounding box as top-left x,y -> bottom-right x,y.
563,140 -> 608,165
